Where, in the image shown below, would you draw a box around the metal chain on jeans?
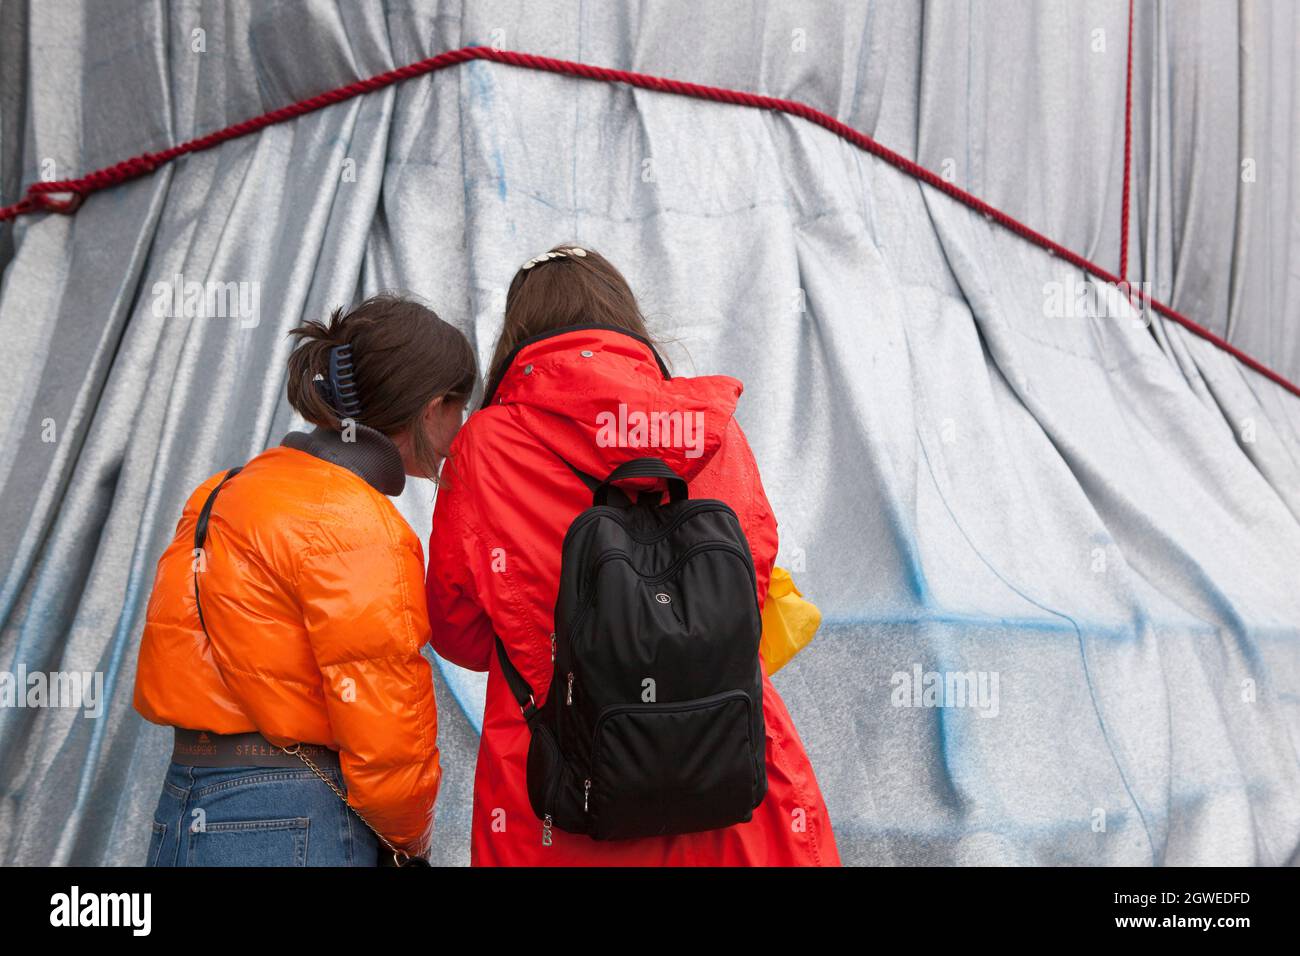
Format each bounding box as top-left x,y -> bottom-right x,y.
282,743 -> 414,866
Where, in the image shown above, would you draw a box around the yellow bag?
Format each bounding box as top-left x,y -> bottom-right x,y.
759,566 -> 821,676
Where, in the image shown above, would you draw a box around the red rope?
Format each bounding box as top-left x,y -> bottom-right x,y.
1119,0 -> 1135,281
2,44 -> 1296,399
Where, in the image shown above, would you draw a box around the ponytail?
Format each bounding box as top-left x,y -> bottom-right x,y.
286,310 -> 351,431
286,296 -> 478,477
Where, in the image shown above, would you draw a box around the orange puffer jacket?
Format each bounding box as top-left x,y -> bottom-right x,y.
134,433 -> 441,854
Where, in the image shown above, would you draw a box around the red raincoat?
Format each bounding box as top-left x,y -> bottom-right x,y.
426,326 -> 839,866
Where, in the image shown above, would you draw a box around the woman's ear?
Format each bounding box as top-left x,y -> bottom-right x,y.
425,393 -> 466,462
423,394 -> 445,426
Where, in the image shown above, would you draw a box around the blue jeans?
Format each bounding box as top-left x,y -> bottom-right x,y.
147,763 -> 379,867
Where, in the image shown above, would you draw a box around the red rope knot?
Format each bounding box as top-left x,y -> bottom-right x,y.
23,186 -> 84,215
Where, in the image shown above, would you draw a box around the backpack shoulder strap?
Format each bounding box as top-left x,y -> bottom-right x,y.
559,457 -> 598,492
556,454 -> 647,507
495,636 -> 540,724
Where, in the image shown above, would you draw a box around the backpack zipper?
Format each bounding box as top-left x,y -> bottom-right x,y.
540,729 -> 565,846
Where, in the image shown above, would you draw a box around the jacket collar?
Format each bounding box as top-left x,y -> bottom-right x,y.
280,423 -> 406,496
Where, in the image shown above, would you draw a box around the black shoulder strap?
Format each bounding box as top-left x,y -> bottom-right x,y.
559,457 -> 598,493
557,455 -> 646,507
495,636 -> 539,724
192,467 -> 242,638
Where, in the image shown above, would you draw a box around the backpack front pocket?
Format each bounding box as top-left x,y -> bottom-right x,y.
587,690 -> 759,840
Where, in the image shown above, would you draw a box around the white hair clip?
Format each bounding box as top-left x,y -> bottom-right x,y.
521,246 -> 588,270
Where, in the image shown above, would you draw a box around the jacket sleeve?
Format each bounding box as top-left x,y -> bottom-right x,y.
731,419 -> 779,606
425,465 -> 495,672
298,534 -> 441,856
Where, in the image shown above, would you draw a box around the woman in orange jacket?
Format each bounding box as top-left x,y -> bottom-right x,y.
134,295 -> 475,866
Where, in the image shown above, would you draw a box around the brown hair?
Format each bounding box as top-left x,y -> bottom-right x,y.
484,245 -> 654,404
287,294 -> 477,477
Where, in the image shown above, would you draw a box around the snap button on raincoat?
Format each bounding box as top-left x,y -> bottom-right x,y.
426,327 -> 839,866
134,445 -> 441,854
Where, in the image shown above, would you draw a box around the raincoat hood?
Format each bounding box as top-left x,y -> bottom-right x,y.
483,325 -> 743,483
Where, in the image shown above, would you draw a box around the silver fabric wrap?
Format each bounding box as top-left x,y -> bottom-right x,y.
1,0 -> 1297,866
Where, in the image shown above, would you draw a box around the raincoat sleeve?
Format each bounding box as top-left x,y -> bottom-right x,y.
298,533 -> 441,856
425,470 -> 496,673
732,419 -> 779,606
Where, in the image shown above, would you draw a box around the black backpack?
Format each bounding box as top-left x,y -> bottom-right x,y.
496,456 -> 768,843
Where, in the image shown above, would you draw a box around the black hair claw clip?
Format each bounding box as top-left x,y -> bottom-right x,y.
314,343 -> 363,420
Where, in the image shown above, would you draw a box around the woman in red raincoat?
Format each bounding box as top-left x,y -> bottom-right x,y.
426,245 -> 839,866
